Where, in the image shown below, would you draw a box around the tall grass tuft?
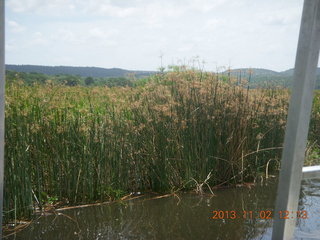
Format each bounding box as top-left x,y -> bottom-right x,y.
4,70 -> 319,222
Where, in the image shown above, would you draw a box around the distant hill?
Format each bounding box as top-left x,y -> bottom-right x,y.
224,67 -> 320,88
5,64 -> 155,78
280,68 -> 320,76
6,64 -> 320,88
227,67 -> 320,77
227,68 -> 280,76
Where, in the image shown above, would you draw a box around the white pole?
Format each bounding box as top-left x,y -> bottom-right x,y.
272,0 -> 320,239
0,0 -> 4,238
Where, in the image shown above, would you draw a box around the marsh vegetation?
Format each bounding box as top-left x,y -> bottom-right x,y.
4,68 -> 320,223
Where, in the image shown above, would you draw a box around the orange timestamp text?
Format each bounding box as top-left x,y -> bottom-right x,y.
211,210 -> 308,220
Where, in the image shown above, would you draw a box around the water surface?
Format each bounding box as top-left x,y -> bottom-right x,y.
6,178 -> 320,239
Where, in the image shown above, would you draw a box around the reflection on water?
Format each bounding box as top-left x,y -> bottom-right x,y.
295,179 -> 320,239
6,178 -> 320,240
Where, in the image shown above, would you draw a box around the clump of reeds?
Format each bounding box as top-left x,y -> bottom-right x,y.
4,69 -> 319,223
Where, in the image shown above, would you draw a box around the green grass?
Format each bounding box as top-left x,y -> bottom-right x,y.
3,70 -> 320,222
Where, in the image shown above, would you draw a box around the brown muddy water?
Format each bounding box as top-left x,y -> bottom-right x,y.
5,178 -> 320,240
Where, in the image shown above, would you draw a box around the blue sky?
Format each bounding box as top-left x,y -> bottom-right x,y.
6,0 -> 304,71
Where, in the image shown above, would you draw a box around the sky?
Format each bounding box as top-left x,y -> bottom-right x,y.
6,0 -> 304,72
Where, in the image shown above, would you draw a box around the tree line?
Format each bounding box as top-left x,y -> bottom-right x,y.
5,70 -> 141,87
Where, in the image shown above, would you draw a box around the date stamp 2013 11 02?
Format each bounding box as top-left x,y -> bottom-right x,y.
210,210 -> 308,220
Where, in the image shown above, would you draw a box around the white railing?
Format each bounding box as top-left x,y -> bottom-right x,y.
302,165 -> 320,179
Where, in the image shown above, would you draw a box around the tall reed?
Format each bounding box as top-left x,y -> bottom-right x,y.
4,70 -> 319,222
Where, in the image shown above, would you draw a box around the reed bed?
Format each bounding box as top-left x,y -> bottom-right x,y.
4,70 -> 320,222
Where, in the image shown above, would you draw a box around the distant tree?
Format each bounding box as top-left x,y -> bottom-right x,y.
5,70 -> 49,85
65,75 -> 80,86
5,70 -> 17,84
57,75 -> 80,86
28,72 -> 47,84
85,76 -> 95,86
105,77 -> 133,87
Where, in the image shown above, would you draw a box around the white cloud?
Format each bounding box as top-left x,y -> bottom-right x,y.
6,0 -> 304,71
260,9 -> 301,26
202,19 -> 220,31
32,32 -> 50,46
187,0 -> 230,13
7,0 -> 77,16
55,29 -> 78,43
7,0 -> 39,13
8,20 -> 26,33
5,43 -> 16,52
84,2 -> 137,18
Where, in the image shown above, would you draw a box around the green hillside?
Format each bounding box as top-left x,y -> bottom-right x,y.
224,68 -> 320,89
5,64 -> 155,78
